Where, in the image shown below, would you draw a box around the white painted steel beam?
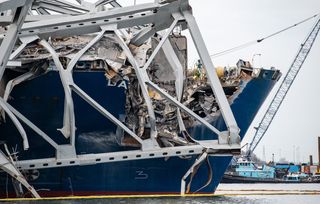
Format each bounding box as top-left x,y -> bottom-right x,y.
183,10 -> 240,145
38,40 -> 76,146
115,30 -> 159,149
95,0 -> 121,8
0,0 -> 27,12
146,81 -> 221,136
14,140 -> 240,171
37,2 -> 82,15
3,99 -> 59,150
0,15 -> 69,26
66,27 -> 108,71
0,98 -> 29,150
41,0 -> 90,12
141,18 -> 178,70
9,35 -> 39,60
3,70 -> 34,102
0,0 -> 33,81
162,39 -> 186,132
181,152 -> 208,195
6,61 -> 21,67
0,151 -> 40,198
36,7 -> 50,15
70,83 -> 146,146
1,2 -> 175,39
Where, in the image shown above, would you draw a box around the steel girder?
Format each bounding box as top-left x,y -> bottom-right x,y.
0,0 -> 241,160
0,0 -> 241,196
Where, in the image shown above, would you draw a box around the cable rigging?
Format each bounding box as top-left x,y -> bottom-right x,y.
210,13 -> 319,58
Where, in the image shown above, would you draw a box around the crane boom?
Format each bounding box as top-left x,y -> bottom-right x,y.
247,17 -> 320,157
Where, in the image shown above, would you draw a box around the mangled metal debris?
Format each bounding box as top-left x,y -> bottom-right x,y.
1,32 -> 258,148
0,0 -> 247,197
11,33 -> 258,148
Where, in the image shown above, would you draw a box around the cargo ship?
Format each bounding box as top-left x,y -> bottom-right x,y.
0,0 -> 281,198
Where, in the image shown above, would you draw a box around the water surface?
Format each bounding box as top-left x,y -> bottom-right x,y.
1,184 -> 320,204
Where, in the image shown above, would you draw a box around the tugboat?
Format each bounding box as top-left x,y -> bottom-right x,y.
222,159 -> 320,183
222,158 -> 277,183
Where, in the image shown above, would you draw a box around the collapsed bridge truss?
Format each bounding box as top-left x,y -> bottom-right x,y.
0,0 -> 241,197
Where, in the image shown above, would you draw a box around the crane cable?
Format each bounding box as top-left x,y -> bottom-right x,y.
210,13 -> 320,58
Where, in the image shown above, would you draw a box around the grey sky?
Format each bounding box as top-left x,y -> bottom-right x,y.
188,0 -> 320,163
84,0 -> 320,163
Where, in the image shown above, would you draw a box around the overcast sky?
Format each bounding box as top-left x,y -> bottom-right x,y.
87,0 -> 320,163
188,0 -> 320,163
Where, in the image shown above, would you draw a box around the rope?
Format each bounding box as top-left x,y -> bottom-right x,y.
210,13 -> 320,58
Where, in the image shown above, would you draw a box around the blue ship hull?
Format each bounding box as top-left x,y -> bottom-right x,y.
0,68 -> 278,197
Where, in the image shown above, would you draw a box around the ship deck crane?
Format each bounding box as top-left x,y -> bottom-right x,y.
246,16 -> 320,159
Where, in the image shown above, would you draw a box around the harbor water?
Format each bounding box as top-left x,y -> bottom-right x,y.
1,184 -> 319,204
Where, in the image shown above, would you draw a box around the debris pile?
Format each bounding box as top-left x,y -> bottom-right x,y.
2,32 -> 256,147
